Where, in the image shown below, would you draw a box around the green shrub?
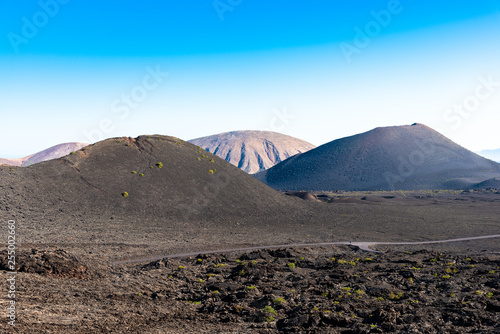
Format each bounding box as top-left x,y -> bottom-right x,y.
262,306 -> 277,316
122,192 -> 129,197
156,162 -> 163,168
139,173 -> 144,177
287,263 -> 295,269
208,170 -> 214,174
131,171 -> 137,174
273,298 -> 285,304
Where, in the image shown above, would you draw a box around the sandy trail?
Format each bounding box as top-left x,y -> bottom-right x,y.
112,234 -> 500,265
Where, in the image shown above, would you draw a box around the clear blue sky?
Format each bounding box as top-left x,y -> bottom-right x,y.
1,0 -> 499,157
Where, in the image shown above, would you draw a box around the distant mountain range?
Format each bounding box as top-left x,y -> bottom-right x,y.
255,124 -> 500,191
477,149 -> 500,163
0,143 -> 88,167
189,130 -> 315,174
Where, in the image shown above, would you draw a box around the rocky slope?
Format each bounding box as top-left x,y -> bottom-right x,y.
256,124 -> 500,191
189,131 -> 315,174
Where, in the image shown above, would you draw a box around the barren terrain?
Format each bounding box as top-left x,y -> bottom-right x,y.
0,135 -> 499,332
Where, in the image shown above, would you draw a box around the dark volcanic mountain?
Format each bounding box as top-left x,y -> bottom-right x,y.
1,136 -> 316,226
189,131 -> 315,174
256,124 -> 500,191
0,142 -> 88,167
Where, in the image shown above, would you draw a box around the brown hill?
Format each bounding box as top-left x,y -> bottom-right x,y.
189,131 -> 315,174
0,142 -> 88,166
2,136 -> 315,226
256,124 -> 500,191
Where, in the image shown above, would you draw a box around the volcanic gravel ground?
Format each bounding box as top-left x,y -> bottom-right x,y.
1,247 -> 499,333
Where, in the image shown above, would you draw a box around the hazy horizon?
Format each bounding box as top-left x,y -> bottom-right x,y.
1,1 -> 500,158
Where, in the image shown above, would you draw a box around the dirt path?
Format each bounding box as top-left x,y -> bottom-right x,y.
112,234 -> 500,265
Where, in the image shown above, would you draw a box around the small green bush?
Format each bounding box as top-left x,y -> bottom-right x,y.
139,173 -> 144,177
287,263 -> 295,269
208,170 -> 214,174
273,298 -> 285,304
156,162 -> 163,168
122,192 -> 129,197
131,171 -> 137,174
262,306 -> 277,316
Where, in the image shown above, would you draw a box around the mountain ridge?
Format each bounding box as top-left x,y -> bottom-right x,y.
0,142 -> 88,167
189,130 -> 315,174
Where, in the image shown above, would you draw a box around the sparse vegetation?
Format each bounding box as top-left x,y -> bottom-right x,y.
262,306 -> 277,316
273,298 -> 285,305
